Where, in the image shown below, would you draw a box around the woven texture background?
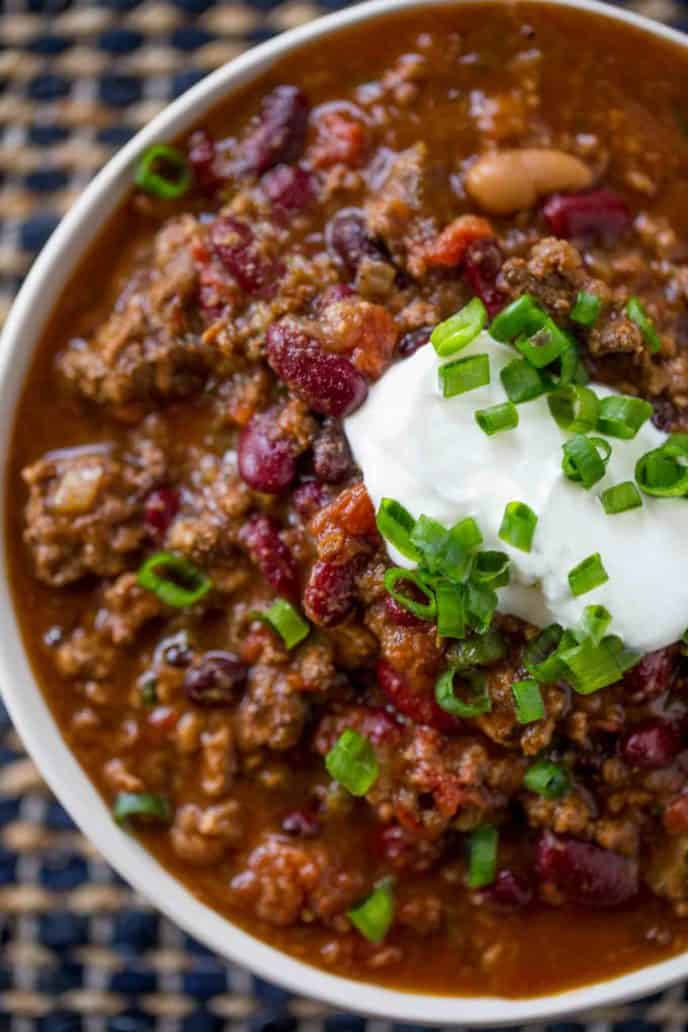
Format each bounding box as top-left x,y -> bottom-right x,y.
2,0 -> 688,1027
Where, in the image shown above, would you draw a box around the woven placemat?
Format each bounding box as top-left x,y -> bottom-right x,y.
3,0 -> 688,1027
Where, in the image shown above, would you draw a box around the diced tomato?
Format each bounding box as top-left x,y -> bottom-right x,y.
424,214 -> 494,268
310,108 -> 366,169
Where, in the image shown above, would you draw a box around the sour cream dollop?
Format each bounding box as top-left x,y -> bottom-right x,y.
344,331 -> 688,653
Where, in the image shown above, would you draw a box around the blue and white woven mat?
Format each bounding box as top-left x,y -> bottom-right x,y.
3,0 -> 688,1027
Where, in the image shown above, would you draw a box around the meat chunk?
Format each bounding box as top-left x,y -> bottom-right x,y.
58,217 -> 211,407
498,237 -> 597,319
365,143 -> 436,275
235,665 -> 308,752
171,800 -> 242,866
23,437 -> 165,586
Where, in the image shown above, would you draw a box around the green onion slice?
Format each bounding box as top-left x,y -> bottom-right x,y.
601,480 -> 643,514
472,550 -> 510,588
597,394 -> 653,440
348,878 -> 395,943
435,669 -> 492,718
499,500 -> 538,553
559,634 -> 639,694
465,580 -> 498,634
626,297 -> 661,354
524,624 -> 577,683
475,401 -> 519,436
448,628 -> 506,670
466,825 -> 498,889
376,498 -> 420,561
384,567 -> 436,620
440,517 -> 483,583
571,291 -> 602,327
431,298 -> 487,357
113,792 -> 171,826
410,514 -> 449,573
135,144 -> 192,199
512,678 -> 545,724
138,552 -> 211,607
575,604 -> 612,645
325,729 -> 379,796
516,321 -> 568,369
548,385 -> 600,434
500,358 -> 547,404
436,580 -> 466,638
562,435 -> 610,489
635,434 -> 688,498
255,599 -> 310,649
523,760 -> 569,799
568,553 -> 609,597
489,294 -> 547,342
439,354 -> 490,398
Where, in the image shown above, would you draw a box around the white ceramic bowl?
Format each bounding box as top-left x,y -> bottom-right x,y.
1,0 -> 687,1022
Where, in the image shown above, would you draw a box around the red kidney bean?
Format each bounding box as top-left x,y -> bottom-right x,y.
623,647 -> 676,701
621,719 -> 682,769
312,419 -> 354,484
237,411 -> 296,494
542,189 -> 631,242
462,237 -> 505,317
184,651 -> 248,707
143,487 -> 180,539
266,321 -> 368,418
303,559 -> 356,627
376,659 -> 461,734
325,208 -> 388,275
535,832 -> 638,907
239,514 -> 299,600
262,164 -> 315,211
397,326 -> 431,358
241,85 -> 309,175
384,594 -> 429,628
281,809 -> 321,838
187,129 -> 220,189
292,480 -> 332,520
482,869 -> 533,909
210,215 -> 282,296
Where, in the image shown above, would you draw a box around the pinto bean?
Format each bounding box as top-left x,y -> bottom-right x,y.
466,149 -> 593,215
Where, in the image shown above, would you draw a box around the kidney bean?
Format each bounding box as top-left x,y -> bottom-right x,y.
184,651 -> 248,707
542,189 -> 631,242
377,659 -> 461,734
143,487 -> 180,539
241,85 -> 309,175
397,326 -> 431,358
281,810 -> 321,838
623,647 -> 676,701
263,164 -> 315,211
266,321 -> 368,418
463,237 -> 505,317
292,480 -> 332,520
312,419 -> 354,484
237,411 -> 296,494
210,215 -> 282,296
535,832 -> 638,907
325,208 -> 388,275
239,513 -> 299,600
187,129 -> 220,189
482,869 -> 533,909
621,719 -> 682,769
303,559 -> 356,627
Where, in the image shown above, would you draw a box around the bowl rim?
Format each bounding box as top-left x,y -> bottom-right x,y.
1,0 -> 688,1022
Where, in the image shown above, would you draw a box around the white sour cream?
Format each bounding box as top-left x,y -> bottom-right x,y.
344,331 -> 688,653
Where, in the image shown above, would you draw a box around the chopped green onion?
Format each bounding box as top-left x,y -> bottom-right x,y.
439,354 -> 490,398
512,678 -> 545,724
475,401 -> 519,436
257,599 -> 310,649
601,481 -> 643,514
376,498 -> 420,561
575,604 -> 612,645
472,550 -> 510,588
635,435 -> 688,498
626,297 -> 661,354
524,760 -> 569,799
135,144 -> 192,199
568,553 -> 609,597
548,385 -> 600,434
138,552 -> 211,607
435,669 -> 491,718
439,517 -> 483,583
139,674 -> 158,706
410,515 -> 449,573
571,291 -> 602,327
499,501 -> 538,553
597,394 -> 653,440
384,568 -> 437,620
113,792 -> 171,826
500,358 -> 547,403
562,435 -> 610,489
325,729 -> 379,796
489,294 -> 546,342
466,825 -> 498,889
523,624 -> 564,673
431,298 -> 487,357
448,629 -> 506,670
515,322 -> 567,369
348,878 -> 395,943
559,634 -> 638,694
465,580 -> 498,633
435,580 -> 466,638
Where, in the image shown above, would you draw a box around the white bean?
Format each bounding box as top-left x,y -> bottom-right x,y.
465,148 -> 593,215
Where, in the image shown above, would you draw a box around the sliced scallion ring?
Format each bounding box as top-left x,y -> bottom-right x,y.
376,498 -> 420,561
475,401 -> 519,436
466,825 -> 498,889
626,297 -> 661,354
570,291 -> 602,327
561,435 -> 610,488
439,353 -> 490,398
568,553 -> 609,597
548,385 -> 600,434
601,480 -> 643,514
512,678 -> 545,724
135,144 -> 192,199
113,792 -> 172,826
575,604 -> 612,645
138,551 -> 211,607
448,628 -> 506,670
499,501 -> 538,553
635,435 -> 688,498
489,294 -> 546,342
383,567 -> 437,620
500,358 -> 547,403
523,759 -> 569,799
431,298 -> 487,357
254,598 -> 310,649
435,580 -> 466,639
597,394 -> 653,439
348,878 -> 395,943
435,668 -> 491,718
325,729 -> 379,796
